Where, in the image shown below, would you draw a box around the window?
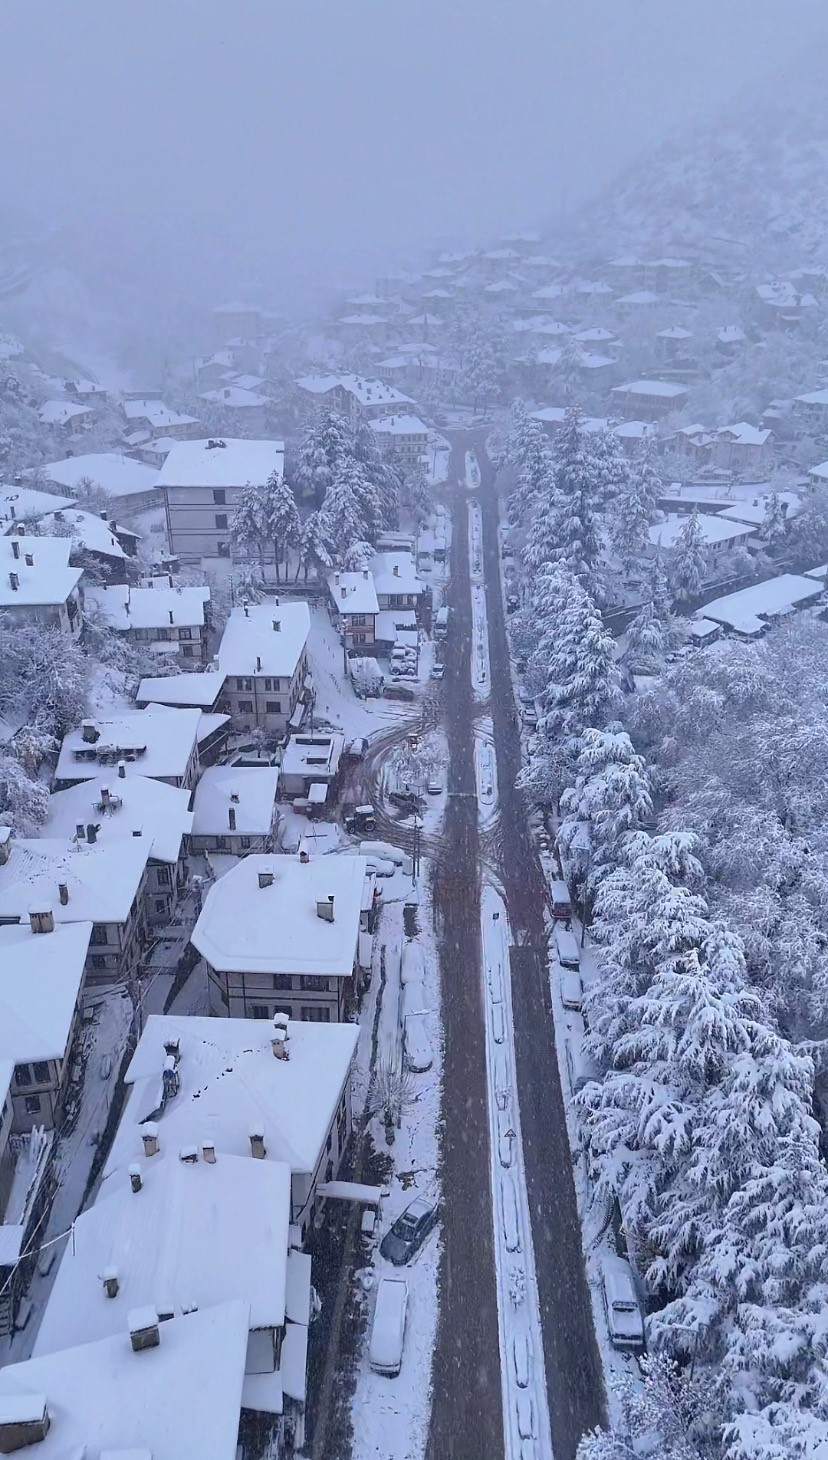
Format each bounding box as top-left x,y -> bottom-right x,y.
238,700 -> 254,714
301,1005 -> 331,1022
215,836 -> 227,850
14,1064 -> 31,1088
265,700 -> 281,715
32,1061 -> 50,1084
24,1096 -> 42,1116
250,1004 -> 269,1020
155,899 -> 166,914
181,644 -> 195,658
91,925 -> 108,945
215,514 -> 228,530
240,835 -> 251,850
213,489 -> 226,504
264,678 -> 273,691
217,541 -> 230,558
156,867 -> 172,887
178,627 -> 193,640
237,677 -> 253,691
326,1130 -> 332,1153
157,627 -> 170,641
273,974 -> 292,990
91,955 -> 107,972
300,975 -> 326,991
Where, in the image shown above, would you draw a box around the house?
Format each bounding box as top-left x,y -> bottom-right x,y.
191,709 -> 232,767
370,550 -> 425,610
136,435 -> 181,468
0,834 -> 148,983
190,766 -> 280,855
375,355 -> 410,384
280,733 -> 345,799
0,918 -> 90,1133
0,486 -> 77,525
217,601 -> 310,736
294,374 -> 416,421
106,1011 -> 359,1238
121,399 -> 201,439
672,423 -> 714,464
199,385 -> 269,434
572,326 -> 619,350
0,1057 -> 54,1334
36,507 -> 133,582
369,414 -> 429,465
193,852 -> 370,1024
611,380 -> 689,418
0,1303 -> 251,1460
795,388 -> 828,427
54,708 -> 202,791
712,423 -> 774,473
656,325 -> 694,359
614,289 -> 661,313
196,350 -> 236,389
34,1154 -> 309,1446
530,407 -> 609,438
0,534 -> 83,636
44,775 -> 193,927
156,437 -> 285,560
649,512 -> 754,563
136,669 -> 227,712
84,581 -> 212,662
612,421 -> 659,456
699,574 -> 823,638
38,400 -> 93,432
326,568 -> 379,647
716,325 -> 746,352
336,313 -> 390,343
37,453 -> 160,514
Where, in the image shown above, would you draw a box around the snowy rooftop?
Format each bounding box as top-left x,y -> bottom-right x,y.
612,379 -> 688,398
716,422 -> 773,446
55,708 -> 201,784
38,400 -> 92,426
45,775 -> 193,865
370,550 -> 424,597
0,535 -> 82,607
700,574 -> 822,636
39,507 -> 127,559
192,852 -> 368,977
327,569 -> 379,615
191,766 -> 280,837
612,420 -> 658,440
616,290 -> 660,305
34,1154 -> 291,1352
649,512 -> 752,550
84,582 -> 210,631
106,1012 -> 359,1177
280,732 -> 345,782
0,837 -> 149,925
369,414 -> 429,435
155,438 -> 284,489
199,385 -> 269,408
136,671 -> 226,709
717,326 -> 746,344
513,316 -> 570,335
573,327 -> 617,343
0,921 -> 91,1064
0,486 -> 76,520
0,1302 -> 249,1460
531,284 -> 566,299
38,453 -> 158,500
295,374 -> 414,408
797,389 -> 828,407
657,325 -> 694,339
530,408 -> 608,432
122,400 -> 199,430
217,601 -> 310,679
718,496 -> 801,527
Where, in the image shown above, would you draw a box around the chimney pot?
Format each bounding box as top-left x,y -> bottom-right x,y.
118,760 -> 126,779
86,823 -> 98,844
28,907 -> 55,934
168,609 -> 174,624
228,807 -> 236,831
58,883 -> 69,906
179,1145 -> 199,1164
103,1266 -> 120,1298
142,1124 -> 159,1157
9,571 -> 19,591
258,870 -> 274,889
75,822 -> 86,840
128,1307 -> 160,1352
81,719 -> 98,744
202,1140 -> 216,1164
256,655 -> 262,672
129,1164 -> 142,1193
299,849 -> 309,864
273,619 -> 280,632
10,539 -> 19,559
24,553 -> 33,567
249,1128 -> 266,1159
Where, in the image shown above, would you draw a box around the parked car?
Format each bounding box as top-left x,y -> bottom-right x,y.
427,779 -> 442,795
389,789 -> 423,813
553,925 -> 580,970
564,1019 -> 601,1093
384,684 -> 416,701
430,662 -> 445,680
550,880 -> 573,920
560,967 -> 583,1011
369,1276 -> 409,1375
521,706 -> 538,728
601,1255 -> 645,1352
380,1196 -> 440,1265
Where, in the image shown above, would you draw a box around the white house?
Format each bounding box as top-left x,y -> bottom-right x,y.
0,486 -> 77,525
84,581 -> 212,662
0,534 -> 83,637
199,385 -> 269,433
326,568 -> 379,648
0,1302 -> 250,1460
190,766 -> 281,855
712,423 -> 774,473
280,733 -> 344,800
370,550 -> 425,610
38,401 -> 93,432
611,380 -> 690,418
294,374 -> 416,420
0,834 -> 148,983
121,399 -> 201,440
37,453 -> 159,515
54,708 -> 202,791
156,437 -> 285,560
44,775 -> 193,927
136,670 -> 227,712
649,512 -> 754,563
217,601 -> 310,736
795,388 -> 828,427
193,852 -> 370,1024
105,1012 -> 360,1239
369,414 -> 429,465
0,919 -> 90,1133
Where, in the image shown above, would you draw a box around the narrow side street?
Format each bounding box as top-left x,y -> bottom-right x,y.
473,433 -> 607,1458
426,440 -> 504,1460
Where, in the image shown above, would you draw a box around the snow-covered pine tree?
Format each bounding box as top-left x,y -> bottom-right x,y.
525,407 -> 608,600
260,469 -> 300,583
759,488 -> 787,545
559,727 -> 653,888
624,595 -> 668,672
668,509 -> 709,603
398,459 -> 431,528
230,481 -> 268,570
320,457 -> 375,562
294,509 -> 331,583
538,571 -> 620,744
611,434 -> 662,581
499,400 -> 555,527
291,408 -> 353,504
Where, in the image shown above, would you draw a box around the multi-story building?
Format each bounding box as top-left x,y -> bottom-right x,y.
217,601 -> 310,736
294,373 -> 416,420
84,580 -> 212,662
190,766 -> 280,856
0,918 -> 90,1133
0,533 -> 83,637
156,437 -> 285,560
369,413 -> 429,465
54,708 -> 202,791
326,569 -> 379,648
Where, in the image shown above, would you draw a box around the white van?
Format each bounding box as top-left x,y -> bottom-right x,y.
434,606 -> 449,640
369,1277 -> 409,1376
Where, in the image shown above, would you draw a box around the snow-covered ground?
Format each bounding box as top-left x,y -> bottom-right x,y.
350,868 -> 442,1460
309,606 -> 418,739
468,497 -> 484,581
425,436 -> 451,486
464,449 -> 481,491
474,718 -> 498,827
480,883 -> 554,1460
471,582 -> 491,701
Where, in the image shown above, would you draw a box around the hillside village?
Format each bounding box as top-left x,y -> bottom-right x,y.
4,84 -> 828,1460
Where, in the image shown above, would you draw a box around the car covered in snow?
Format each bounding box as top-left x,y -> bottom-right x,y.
553,925 -> 580,970
380,1196 -> 440,1265
369,1276 -> 409,1375
601,1255 -> 645,1352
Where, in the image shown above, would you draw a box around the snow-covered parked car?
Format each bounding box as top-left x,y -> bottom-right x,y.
560,967 -> 583,1011
601,1255 -> 645,1352
403,979 -> 433,1071
369,1276 -> 409,1376
553,925 -> 580,970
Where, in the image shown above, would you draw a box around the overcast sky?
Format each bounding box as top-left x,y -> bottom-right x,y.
2,0 -> 825,314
